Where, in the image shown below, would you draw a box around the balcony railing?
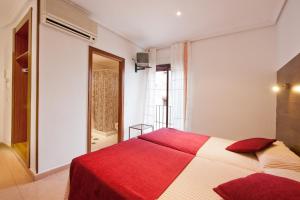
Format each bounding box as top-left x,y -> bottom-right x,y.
155,105 -> 172,129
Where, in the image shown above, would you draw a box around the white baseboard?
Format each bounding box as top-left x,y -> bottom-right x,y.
34,164 -> 70,181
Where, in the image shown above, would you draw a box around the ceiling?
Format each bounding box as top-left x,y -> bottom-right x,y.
72,0 -> 286,48
0,0 -> 28,28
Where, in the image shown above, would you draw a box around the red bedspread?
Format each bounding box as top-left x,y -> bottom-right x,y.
69,139 -> 193,200
138,128 -> 210,155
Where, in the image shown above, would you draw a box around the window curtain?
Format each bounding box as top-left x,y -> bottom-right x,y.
184,42 -> 192,130
143,48 -> 157,127
169,42 -> 190,130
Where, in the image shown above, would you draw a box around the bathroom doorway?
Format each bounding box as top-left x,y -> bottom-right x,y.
87,47 -> 124,152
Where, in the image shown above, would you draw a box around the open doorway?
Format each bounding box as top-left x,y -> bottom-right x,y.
11,9 -> 32,167
88,47 -> 124,152
154,64 -> 171,129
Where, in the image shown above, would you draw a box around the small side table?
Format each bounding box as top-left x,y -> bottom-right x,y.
129,124 -> 154,139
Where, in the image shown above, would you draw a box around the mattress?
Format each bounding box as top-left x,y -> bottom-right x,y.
197,137 -> 262,172
159,157 -> 254,200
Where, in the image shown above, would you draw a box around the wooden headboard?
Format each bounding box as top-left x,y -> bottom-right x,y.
277,53 -> 300,155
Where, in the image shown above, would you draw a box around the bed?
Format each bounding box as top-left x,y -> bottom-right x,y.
68,128 -> 300,200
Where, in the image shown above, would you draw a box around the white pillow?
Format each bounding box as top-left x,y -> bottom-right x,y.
256,141 -> 300,172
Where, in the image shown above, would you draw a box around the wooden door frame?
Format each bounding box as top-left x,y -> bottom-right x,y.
11,8 -> 33,167
87,46 -> 125,153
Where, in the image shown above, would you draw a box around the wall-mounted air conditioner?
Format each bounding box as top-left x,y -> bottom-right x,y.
133,52 -> 151,72
41,0 -> 97,42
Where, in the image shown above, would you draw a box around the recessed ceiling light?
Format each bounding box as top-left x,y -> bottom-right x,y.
176,11 -> 182,16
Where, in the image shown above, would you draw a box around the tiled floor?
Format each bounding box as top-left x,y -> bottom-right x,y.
0,143 -> 32,189
91,129 -> 118,152
13,142 -> 28,164
0,143 -> 69,200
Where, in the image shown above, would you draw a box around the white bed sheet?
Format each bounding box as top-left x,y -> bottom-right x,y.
159,157 -> 254,200
196,137 -> 262,172
264,168 -> 300,182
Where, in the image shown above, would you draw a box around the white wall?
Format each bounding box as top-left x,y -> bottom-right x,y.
38,25 -> 146,173
189,27 -> 277,140
153,29 -> 277,140
156,47 -> 171,65
0,29 -> 5,143
0,0 -> 37,173
276,0 -> 300,68
0,25 -> 14,145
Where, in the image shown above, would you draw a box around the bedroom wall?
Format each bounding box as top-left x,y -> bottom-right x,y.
0,30 -> 5,143
38,24 -> 146,173
156,47 -> 171,65
189,27 -> 277,140
276,0 -> 300,69
0,27 -> 13,146
0,0 -> 37,173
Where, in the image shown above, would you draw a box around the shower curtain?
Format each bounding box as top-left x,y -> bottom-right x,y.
92,70 -> 118,132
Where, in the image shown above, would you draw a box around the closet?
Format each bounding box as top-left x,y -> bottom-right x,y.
12,9 -> 32,167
